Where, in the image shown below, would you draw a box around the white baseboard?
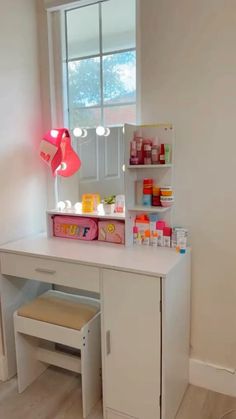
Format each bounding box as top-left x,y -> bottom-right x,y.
190,358 -> 236,397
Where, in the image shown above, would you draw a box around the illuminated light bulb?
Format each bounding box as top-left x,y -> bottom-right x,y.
73,127 -> 83,138
57,201 -> 66,211
96,126 -> 106,136
122,164 -> 126,173
122,126 -> 125,134
64,200 -> 72,209
104,128 -> 110,137
81,129 -> 88,138
50,129 -> 59,138
74,202 -> 82,212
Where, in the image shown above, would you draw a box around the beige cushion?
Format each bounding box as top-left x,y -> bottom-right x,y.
17,290 -> 100,331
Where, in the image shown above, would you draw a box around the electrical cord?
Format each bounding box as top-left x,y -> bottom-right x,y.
220,409 -> 236,418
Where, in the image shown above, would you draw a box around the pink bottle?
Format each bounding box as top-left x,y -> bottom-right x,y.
156,220 -> 166,246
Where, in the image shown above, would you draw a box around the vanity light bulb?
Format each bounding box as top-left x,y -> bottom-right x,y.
50,129 -> 59,138
81,129 -> 88,138
122,164 -> 126,173
96,126 -> 106,136
73,127 -> 83,138
64,200 -> 72,209
57,201 -> 66,211
74,202 -> 82,212
104,128 -> 110,137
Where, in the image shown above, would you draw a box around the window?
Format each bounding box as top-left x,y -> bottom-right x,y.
64,0 -> 136,129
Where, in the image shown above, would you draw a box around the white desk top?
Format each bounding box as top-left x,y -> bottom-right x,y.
0,233 -> 188,277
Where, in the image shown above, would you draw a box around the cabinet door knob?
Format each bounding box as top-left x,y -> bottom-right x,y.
106,330 -> 111,355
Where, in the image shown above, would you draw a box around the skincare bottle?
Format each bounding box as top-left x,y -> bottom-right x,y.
156,220 -> 166,246
143,230 -> 151,246
152,231 -> 158,247
172,227 -> 188,249
143,194 -> 152,206
149,214 -> 158,234
179,236 -> 187,254
135,215 -> 150,238
137,232 -> 142,245
163,227 -> 172,247
130,139 -> 137,158
133,226 -> 138,245
159,144 -> 165,164
164,144 -> 171,164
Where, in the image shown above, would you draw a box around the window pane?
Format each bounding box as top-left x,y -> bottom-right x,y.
66,4 -> 99,59
102,0 -> 136,53
70,107 -> 101,128
68,57 -> 101,108
104,104 -> 136,126
103,51 -> 136,105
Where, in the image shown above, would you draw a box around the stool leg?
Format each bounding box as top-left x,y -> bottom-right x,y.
15,331 -> 48,393
81,314 -> 102,418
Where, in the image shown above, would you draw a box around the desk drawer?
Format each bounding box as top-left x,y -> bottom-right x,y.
0,253 -> 100,293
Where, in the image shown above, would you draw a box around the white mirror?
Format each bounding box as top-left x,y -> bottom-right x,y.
56,126 -> 124,204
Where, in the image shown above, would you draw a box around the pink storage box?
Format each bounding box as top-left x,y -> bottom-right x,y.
53,216 -> 98,241
98,220 -> 125,244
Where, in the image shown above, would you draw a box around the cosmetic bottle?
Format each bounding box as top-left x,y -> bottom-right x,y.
163,227 -> 172,247
156,220 -> 166,246
152,231 -> 158,247
137,232 -> 142,245
164,144 -> 171,164
133,226 -> 138,245
159,144 -> 165,164
143,230 -> 151,246
143,139 -> 152,165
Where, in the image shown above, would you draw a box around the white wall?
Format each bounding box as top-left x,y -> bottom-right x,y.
40,0 -> 236,371
0,0 -> 47,244
140,0 -> 236,369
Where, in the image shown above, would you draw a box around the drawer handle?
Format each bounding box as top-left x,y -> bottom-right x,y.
35,268 -> 56,275
106,330 -> 111,355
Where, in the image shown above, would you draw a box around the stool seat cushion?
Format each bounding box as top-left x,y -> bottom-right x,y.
17,290 -> 100,331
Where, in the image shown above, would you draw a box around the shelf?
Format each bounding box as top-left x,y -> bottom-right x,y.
47,209 -> 126,221
127,164 -> 172,169
127,206 -> 172,213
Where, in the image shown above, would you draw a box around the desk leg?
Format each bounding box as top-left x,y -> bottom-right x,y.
0,274 -> 51,381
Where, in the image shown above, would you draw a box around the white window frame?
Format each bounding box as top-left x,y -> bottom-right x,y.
46,0 -> 141,129
65,4 -> 136,127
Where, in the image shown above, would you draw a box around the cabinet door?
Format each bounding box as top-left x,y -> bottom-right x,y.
102,269 -> 161,419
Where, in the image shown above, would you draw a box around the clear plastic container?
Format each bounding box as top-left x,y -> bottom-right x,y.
115,195 -> 125,213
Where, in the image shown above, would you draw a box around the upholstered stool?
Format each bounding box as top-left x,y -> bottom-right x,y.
14,290 -> 101,418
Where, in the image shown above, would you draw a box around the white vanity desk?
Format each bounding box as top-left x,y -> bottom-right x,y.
0,233 -> 190,419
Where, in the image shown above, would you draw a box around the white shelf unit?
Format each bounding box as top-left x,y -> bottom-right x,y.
47,123 -> 174,247
124,123 -> 174,246
47,209 -> 125,221
127,164 -> 172,169
128,205 -> 171,213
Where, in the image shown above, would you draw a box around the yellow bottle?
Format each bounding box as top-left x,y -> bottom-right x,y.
82,194 -> 94,213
